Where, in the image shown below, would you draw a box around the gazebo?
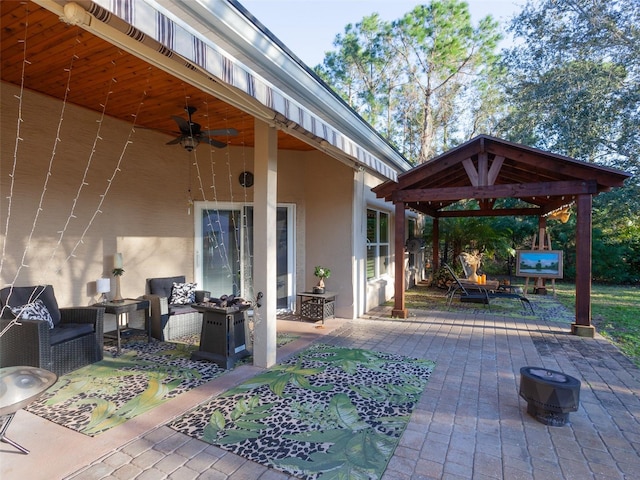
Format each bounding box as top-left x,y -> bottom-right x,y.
373,135 -> 631,336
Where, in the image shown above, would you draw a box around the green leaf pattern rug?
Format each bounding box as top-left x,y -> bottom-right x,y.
169,344 -> 435,479
26,341 -> 225,436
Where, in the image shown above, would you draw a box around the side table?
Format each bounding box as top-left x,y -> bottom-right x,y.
296,291 -> 337,324
0,366 -> 57,454
96,299 -> 150,354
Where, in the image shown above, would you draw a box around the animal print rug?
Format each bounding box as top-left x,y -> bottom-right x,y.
169,343 -> 435,479
26,340 -> 225,436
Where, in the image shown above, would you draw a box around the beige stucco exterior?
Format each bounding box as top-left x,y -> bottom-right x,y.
1,81 -> 408,317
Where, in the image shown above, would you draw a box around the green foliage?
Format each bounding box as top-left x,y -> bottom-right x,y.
280,393 -> 400,478
228,358 -> 332,397
203,395 -> 273,445
317,0 -> 639,283
315,0 -> 503,163
501,0 -> 639,175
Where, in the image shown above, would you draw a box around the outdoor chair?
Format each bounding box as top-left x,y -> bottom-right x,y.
143,276 -> 210,341
444,264 -> 534,314
0,285 -> 105,376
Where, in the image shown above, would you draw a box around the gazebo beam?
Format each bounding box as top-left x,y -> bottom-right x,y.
434,208 -> 540,217
393,180 -> 598,203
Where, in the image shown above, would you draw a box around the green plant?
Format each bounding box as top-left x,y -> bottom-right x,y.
314,266 -> 331,279
112,268 -> 124,277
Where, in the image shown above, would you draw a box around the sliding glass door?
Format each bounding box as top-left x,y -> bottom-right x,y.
195,203 -> 295,310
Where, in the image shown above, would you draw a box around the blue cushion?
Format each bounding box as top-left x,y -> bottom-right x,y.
49,323 -> 94,345
148,276 -> 186,299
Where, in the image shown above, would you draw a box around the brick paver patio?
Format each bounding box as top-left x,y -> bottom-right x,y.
3,303 -> 639,479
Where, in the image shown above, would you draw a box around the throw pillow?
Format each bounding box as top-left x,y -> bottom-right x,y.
10,299 -> 55,328
170,282 -> 197,305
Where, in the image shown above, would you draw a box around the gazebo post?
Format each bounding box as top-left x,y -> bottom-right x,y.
393,201 -> 408,318
432,217 -> 440,273
572,194 -> 594,337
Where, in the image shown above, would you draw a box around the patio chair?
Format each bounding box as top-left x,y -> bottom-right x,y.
0,285 -> 105,376
444,264 -> 534,314
444,264 -> 490,307
143,276 -> 210,341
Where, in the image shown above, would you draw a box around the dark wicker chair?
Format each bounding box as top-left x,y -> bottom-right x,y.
143,275 -> 209,341
0,285 -> 104,376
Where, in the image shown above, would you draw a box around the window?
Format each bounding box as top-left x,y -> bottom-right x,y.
366,209 -> 390,280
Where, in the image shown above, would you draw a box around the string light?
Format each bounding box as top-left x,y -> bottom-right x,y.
0,3 -> 31,284
1,4 -> 259,313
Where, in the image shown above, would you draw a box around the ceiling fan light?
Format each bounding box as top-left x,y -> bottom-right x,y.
180,136 -> 198,151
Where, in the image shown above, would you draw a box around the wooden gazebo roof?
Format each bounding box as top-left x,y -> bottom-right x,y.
374,135 -> 631,334
373,135 -> 630,218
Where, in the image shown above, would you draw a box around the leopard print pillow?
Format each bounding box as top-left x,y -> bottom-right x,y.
10,299 -> 55,328
170,282 -> 197,305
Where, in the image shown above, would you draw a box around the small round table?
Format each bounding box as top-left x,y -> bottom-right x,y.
0,366 -> 57,454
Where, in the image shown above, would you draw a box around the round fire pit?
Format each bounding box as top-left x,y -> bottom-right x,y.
519,366 -> 580,426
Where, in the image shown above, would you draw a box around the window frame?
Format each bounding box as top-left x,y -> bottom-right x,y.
366,208 -> 390,280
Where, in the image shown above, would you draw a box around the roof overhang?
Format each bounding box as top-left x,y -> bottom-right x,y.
36,0 -> 411,181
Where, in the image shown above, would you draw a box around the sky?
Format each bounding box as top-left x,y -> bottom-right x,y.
239,0 -> 525,67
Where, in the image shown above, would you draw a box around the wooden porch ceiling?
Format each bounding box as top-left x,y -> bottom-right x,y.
373,135 -> 630,218
1,2 -> 313,152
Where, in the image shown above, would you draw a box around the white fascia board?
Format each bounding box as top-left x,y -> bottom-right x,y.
153,0 -> 412,174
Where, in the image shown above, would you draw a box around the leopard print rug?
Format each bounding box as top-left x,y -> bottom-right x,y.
26,340 -> 225,436
169,343 -> 435,479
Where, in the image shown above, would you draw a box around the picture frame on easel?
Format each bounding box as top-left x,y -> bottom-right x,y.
516,250 -> 564,279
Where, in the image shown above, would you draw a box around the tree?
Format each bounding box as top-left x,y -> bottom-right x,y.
315,0 -> 503,163
501,0 -> 640,176
502,0 -> 640,283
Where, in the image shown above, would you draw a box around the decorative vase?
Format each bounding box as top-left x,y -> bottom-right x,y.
313,277 -> 325,294
112,275 -> 124,302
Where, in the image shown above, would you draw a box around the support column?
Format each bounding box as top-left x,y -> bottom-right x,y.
253,119 -> 278,366
392,201 -> 407,318
572,194 -> 594,337
432,217 -> 439,272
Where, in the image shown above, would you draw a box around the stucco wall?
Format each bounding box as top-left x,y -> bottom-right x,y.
1,82 -> 361,313
301,151 -> 355,318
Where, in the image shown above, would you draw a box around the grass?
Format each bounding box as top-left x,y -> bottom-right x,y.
554,283 -> 640,365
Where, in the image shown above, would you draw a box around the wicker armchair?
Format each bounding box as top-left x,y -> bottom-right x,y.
0,285 -> 104,376
143,276 -> 209,341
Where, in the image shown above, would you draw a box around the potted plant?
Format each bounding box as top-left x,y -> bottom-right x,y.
313,265 -> 331,294
112,267 -> 125,302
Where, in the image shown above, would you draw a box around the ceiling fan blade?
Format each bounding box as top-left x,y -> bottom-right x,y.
166,136 -> 183,145
200,128 -> 239,137
171,115 -> 191,134
202,137 -> 228,148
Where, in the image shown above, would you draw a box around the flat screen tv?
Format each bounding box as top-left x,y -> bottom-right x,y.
516,250 -> 563,279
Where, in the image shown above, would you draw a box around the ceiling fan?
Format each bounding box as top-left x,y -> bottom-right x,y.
167,106 -> 238,151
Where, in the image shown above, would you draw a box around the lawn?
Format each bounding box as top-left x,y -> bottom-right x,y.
554,283 -> 640,366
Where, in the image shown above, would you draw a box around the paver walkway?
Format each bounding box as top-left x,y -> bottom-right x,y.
3,304 -> 639,479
